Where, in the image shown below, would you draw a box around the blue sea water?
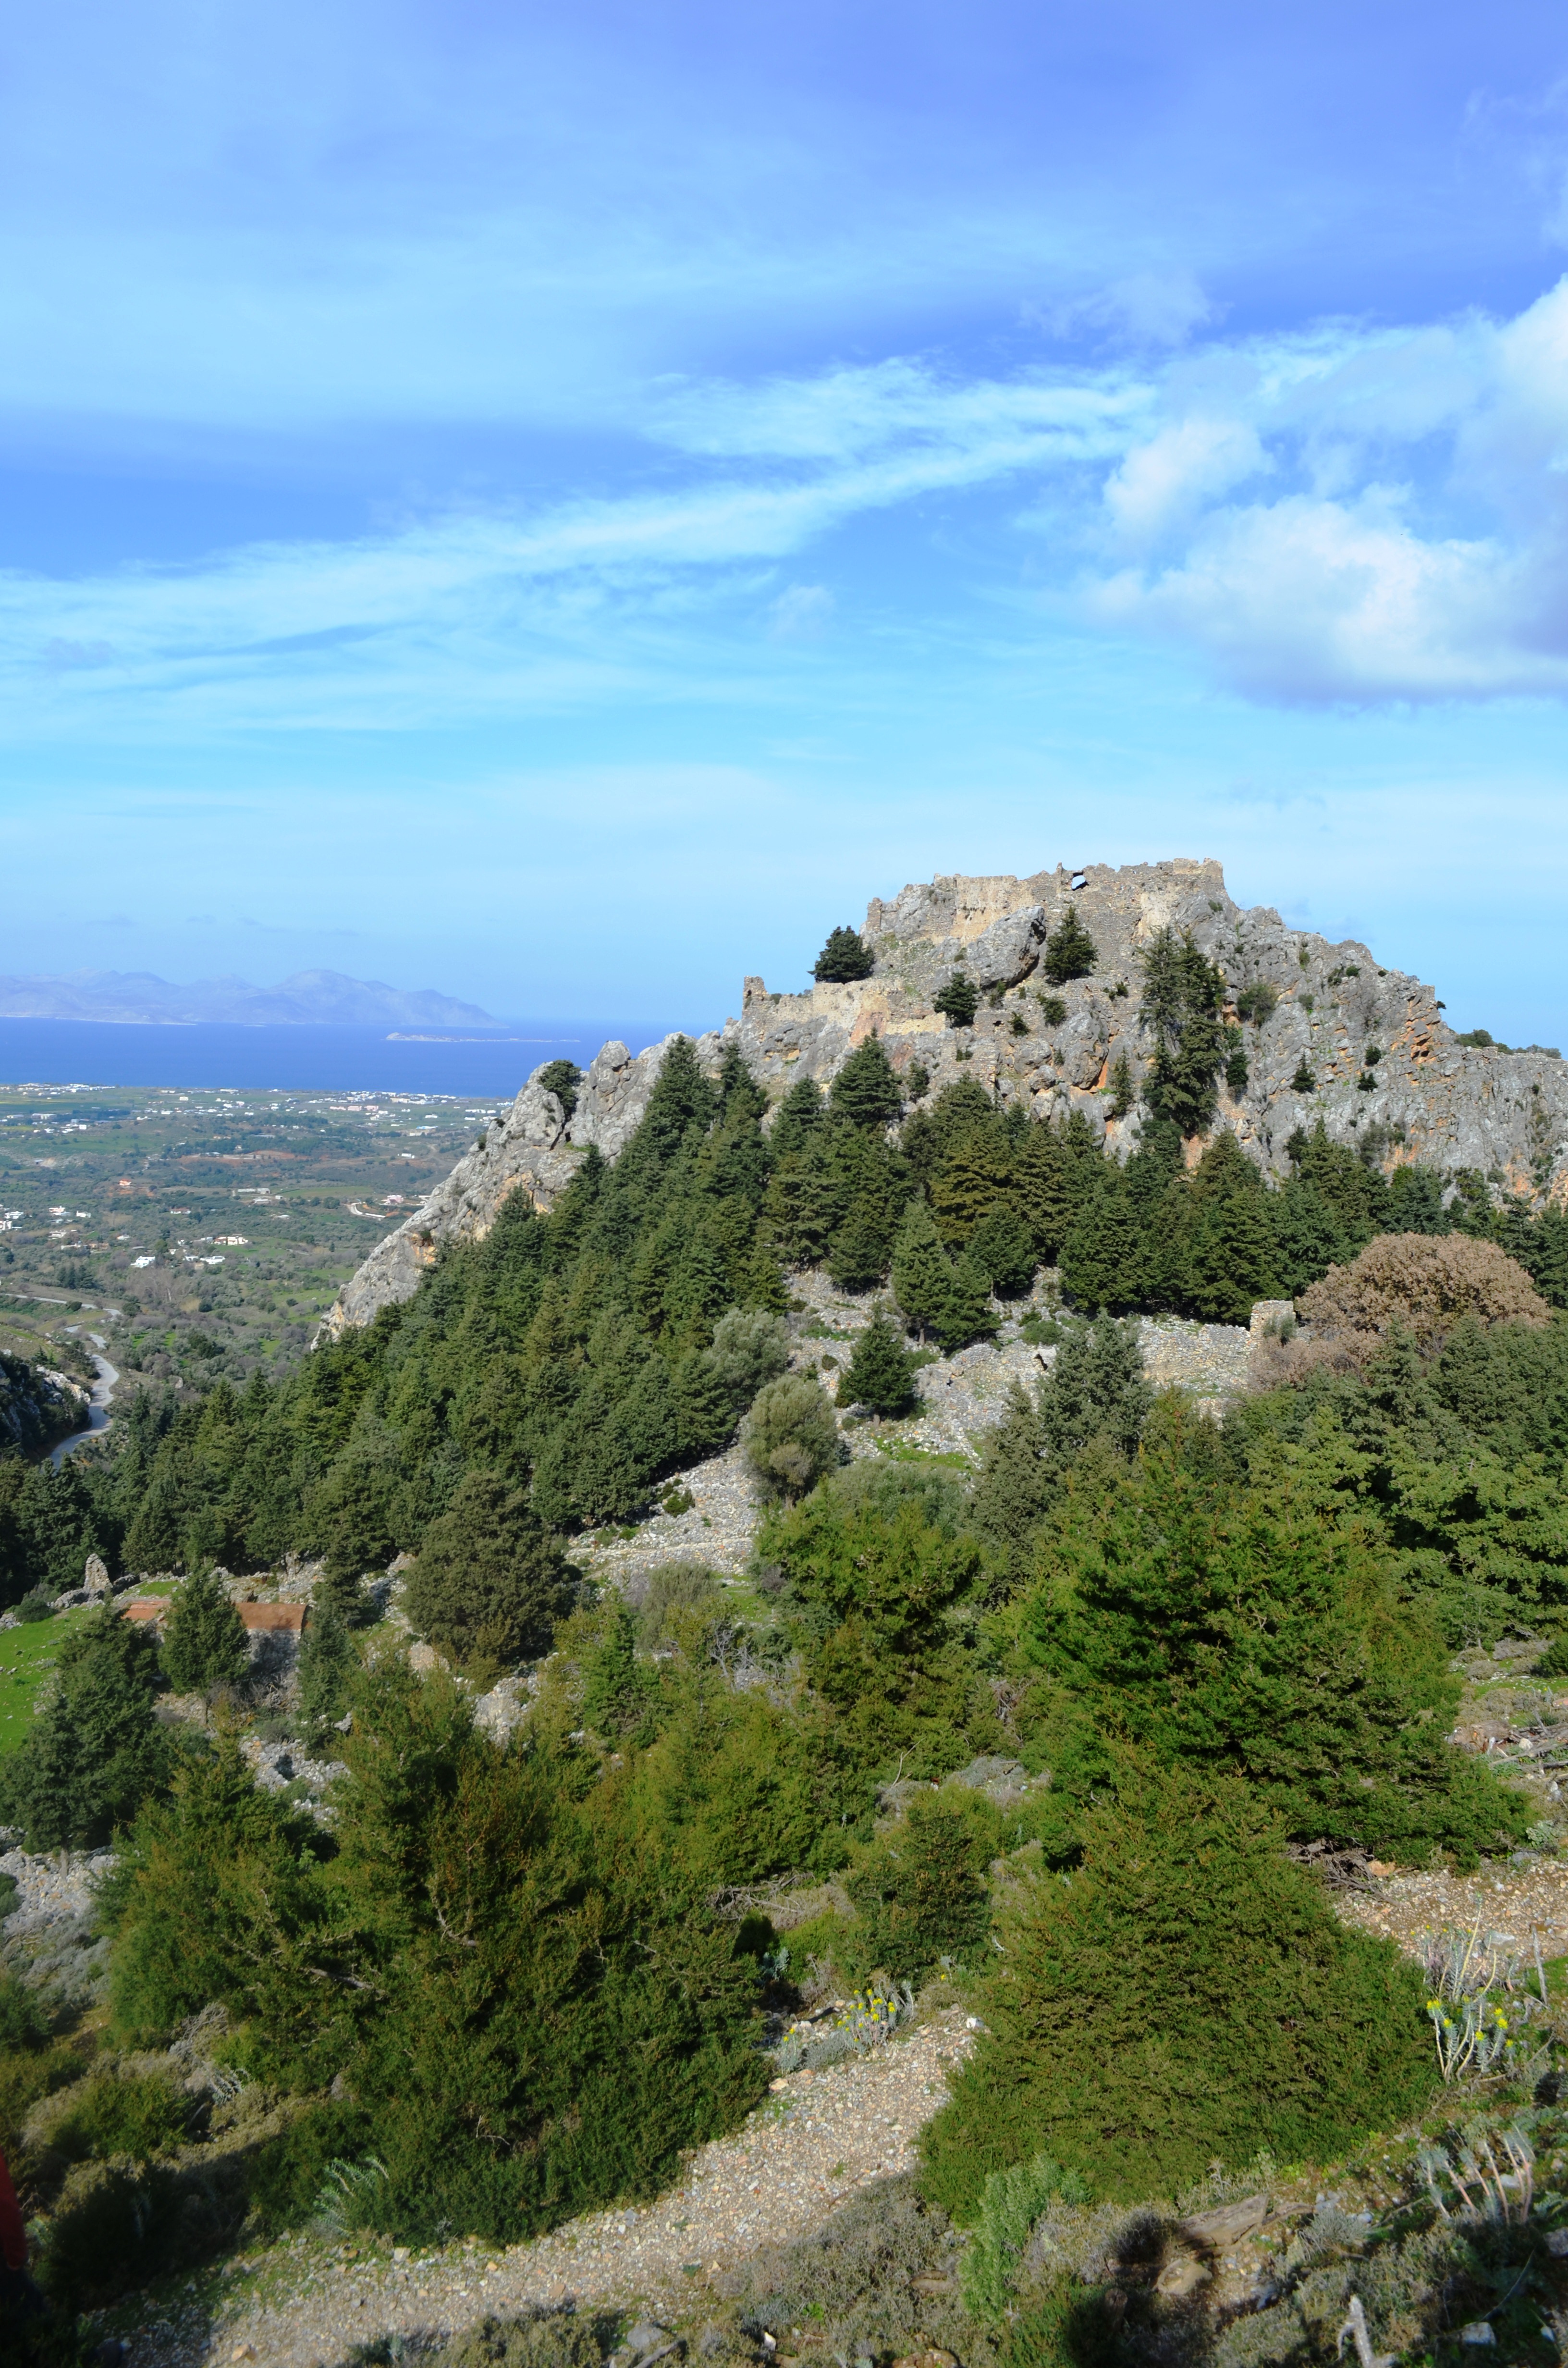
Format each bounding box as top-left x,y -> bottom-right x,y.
0,1018 -> 694,1099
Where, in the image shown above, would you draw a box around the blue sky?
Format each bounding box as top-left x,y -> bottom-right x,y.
4,1 -> 1568,1041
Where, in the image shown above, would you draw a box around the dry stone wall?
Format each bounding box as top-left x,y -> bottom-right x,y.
322,857 -> 1568,1336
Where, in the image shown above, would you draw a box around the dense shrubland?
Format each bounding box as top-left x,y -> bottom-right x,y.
9,1015 -> 1568,2338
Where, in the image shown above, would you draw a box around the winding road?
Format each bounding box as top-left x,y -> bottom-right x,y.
49,1333 -> 120,1467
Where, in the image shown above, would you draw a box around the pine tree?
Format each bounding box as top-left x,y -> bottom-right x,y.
838,1310 -> 919,1417
0,1606 -> 167,1847
161,1565 -> 250,1695
813,925 -> 875,983
1041,903 -> 1098,985
1290,1054 -> 1315,1093
891,1199 -> 954,1342
827,1198 -> 893,1292
933,972 -> 979,1029
828,1035 -> 903,1128
297,1590 -> 356,1733
1104,1048 -> 1135,1119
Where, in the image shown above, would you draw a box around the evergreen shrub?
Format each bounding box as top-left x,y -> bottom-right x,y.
741,1376 -> 842,1500
919,1758 -> 1439,2216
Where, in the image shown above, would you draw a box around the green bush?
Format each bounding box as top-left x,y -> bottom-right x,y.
403,1469 -> 576,1667
741,1374 -> 841,1501
52,2068 -> 191,2163
160,1564 -> 250,1694
919,1757 -> 1439,2215
707,1307 -> 792,1408
845,1792 -> 992,1980
961,2153 -> 1088,2321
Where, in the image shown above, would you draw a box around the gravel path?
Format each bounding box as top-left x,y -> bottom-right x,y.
1336,1859 -> 1568,1962
122,2011 -> 976,2368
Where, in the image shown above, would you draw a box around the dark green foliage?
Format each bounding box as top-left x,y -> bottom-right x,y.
966,1203 -> 1036,1297
0,1606 -> 167,1848
1139,926 -> 1228,1135
813,925 -> 875,983
935,1254 -> 999,1355
845,1792 -> 991,1980
905,1060 -> 930,1101
829,1036 -> 903,1129
974,1317 -> 1151,1565
1041,905 -> 1097,986
160,1566 -> 250,1695
403,1470 -> 576,1667
933,972 -> 979,1028
1235,983 -> 1279,1025
297,1590 -> 356,1730
105,1673 -> 768,2245
1104,1049 -> 1135,1118
1003,1428 -> 1526,1860
1291,1054 -> 1316,1092
536,1060 -> 583,1119
838,1313 -> 919,1416
919,1760 -> 1439,2214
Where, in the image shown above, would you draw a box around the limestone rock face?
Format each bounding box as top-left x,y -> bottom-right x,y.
322,856 -> 1568,1335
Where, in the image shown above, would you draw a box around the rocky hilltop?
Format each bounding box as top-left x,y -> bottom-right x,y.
322,857 -> 1568,1335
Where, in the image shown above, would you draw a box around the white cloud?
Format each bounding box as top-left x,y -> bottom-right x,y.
6,279 -> 1568,729
1036,270 -> 1220,350
770,584 -> 834,640
1103,416 -> 1268,544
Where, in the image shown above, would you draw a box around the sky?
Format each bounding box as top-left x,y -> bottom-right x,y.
4,1 -> 1568,1043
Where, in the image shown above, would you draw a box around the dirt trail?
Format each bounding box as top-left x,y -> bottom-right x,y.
122,2013 -> 976,2368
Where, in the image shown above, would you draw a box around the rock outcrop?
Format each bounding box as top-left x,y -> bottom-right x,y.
321,857 -> 1568,1337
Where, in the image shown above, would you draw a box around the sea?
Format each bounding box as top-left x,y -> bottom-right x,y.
0,1018 -> 695,1100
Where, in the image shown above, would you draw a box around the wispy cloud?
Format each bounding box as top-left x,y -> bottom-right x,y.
3,279 -> 1568,731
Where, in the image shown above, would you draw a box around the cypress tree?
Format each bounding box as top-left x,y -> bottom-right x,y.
934,1252 -> 999,1353
1011,1126 -> 1080,1259
892,1199 -> 955,1342
838,1310 -> 919,1417
812,925 -> 875,983
297,1590 -> 356,1733
1041,904 -> 1097,985
967,1202 -> 1037,1296
161,1565 -> 251,1695
1060,1178 -> 1147,1312
0,1606 -> 167,1847
1139,926 -> 1228,1136
929,1130 -> 1015,1243
404,1471 -> 575,1667
933,972 -> 979,1029
768,1075 -> 825,1162
829,1036 -> 903,1128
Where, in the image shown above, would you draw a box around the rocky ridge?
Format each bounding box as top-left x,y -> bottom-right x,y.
322,858 -> 1568,1336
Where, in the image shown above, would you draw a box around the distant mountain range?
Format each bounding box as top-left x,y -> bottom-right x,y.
0,968 -> 501,1030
